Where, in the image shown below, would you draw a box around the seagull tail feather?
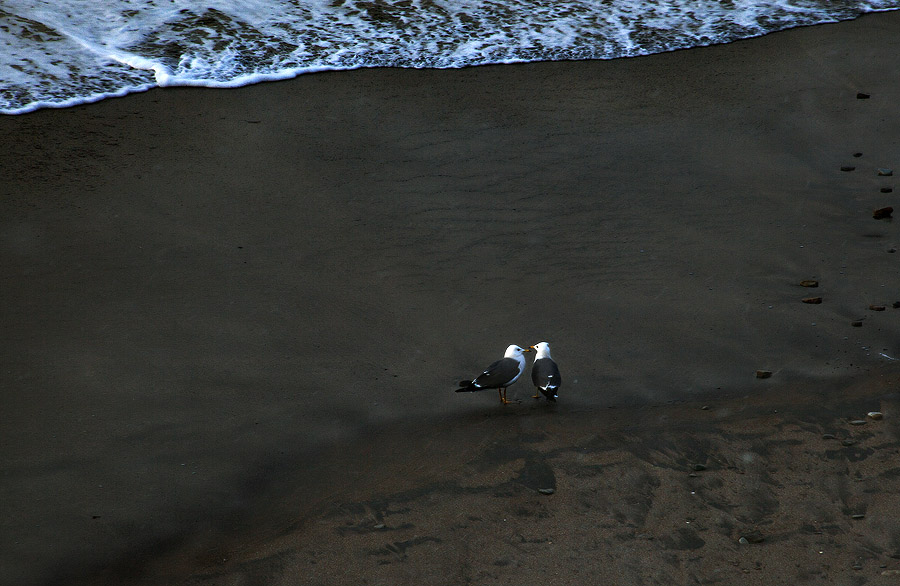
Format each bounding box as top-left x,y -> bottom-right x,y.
455,381 -> 477,392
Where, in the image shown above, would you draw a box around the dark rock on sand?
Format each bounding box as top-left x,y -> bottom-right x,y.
852,320 -> 863,327
841,166 -> 856,172
742,530 -> 765,543
873,206 -> 893,219
800,279 -> 819,287
877,168 -> 894,176
802,297 -> 823,304
868,411 -> 884,420
882,187 -> 893,193
857,92 -> 870,99
849,419 -> 867,425
756,370 -> 772,379
869,305 -> 886,311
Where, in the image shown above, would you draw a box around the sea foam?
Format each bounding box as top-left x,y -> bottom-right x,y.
2,0 -> 898,114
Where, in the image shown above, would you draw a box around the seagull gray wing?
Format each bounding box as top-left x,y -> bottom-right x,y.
473,357 -> 523,389
532,357 -> 561,391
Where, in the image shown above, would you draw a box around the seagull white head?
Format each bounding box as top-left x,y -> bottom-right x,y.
530,342 -> 552,359
504,344 -> 532,358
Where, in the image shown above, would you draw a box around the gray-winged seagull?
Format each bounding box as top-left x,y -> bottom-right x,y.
529,341 -> 561,402
455,344 -> 533,404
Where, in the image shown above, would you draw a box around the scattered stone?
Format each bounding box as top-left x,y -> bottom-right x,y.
882,187 -> 894,193
878,168 -> 894,176
701,405 -> 710,410
882,570 -> 900,576
537,488 -> 555,495
850,419 -> 867,426
894,302 -> 900,308
739,537 -> 749,545
874,207 -> 893,219
802,297 -> 823,304
853,152 -> 863,158
688,473 -> 698,478
822,433 -> 836,440
841,165 -> 856,172
842,438 -> 859,446
373,523 -> 386,530
868,411 -> 884,420
756,370 -> 773,379
853,562 -> 863,570
857,92 -> 870,99
870,304 -> 887,311
800,279 -> 819,288
744,532 -> 765,543
851,514 -> 866,520
692,464 -> 707,472
890,248 -> 898,254
852,320 -> 863,327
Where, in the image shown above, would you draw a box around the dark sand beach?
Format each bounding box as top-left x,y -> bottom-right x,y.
2,10 -> 900,585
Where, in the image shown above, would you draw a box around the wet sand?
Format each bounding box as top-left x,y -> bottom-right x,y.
2,10 -> 900,585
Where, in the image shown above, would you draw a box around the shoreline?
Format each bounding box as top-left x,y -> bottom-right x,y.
3,10 -> 900,585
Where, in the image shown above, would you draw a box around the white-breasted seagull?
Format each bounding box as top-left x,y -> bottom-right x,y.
455,344 -> 533,404
530,342 -> 561,402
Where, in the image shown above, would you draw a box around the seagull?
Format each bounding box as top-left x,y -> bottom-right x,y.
530,342 -> 561,402
455,344 -> 533,404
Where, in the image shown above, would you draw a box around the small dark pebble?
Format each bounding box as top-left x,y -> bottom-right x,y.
373,523 -> 386,530
842,439 -> 859,446
873,206 -> 893,219
869,305 -> 886,311
692,464 -> 707,471
857,92 -> 870,99
841,166 -> 856,172
822,433 -> 836,440
878,168 -> 894,177
800,279 -> 819,288
882,187 -> 894,193
743,532 -> 765,544
538,488 -> 555,495
894,301 -> 900,309
853,152 -> 863,158
756,370 -> 772,379
890,248 -> 897,254
701,405 -> 710,410
851,514 -> 866,520
852,320 -> 863,327
802,297 -> 823,304
853,563 -> 864,570
849,419 -> 867,425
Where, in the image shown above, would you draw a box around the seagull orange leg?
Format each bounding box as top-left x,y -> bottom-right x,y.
532,388 -> 540,399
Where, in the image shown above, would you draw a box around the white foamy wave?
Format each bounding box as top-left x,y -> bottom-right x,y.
2,0 -> 899,114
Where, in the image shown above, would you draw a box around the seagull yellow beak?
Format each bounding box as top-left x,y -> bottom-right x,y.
525,346 -> 535,352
